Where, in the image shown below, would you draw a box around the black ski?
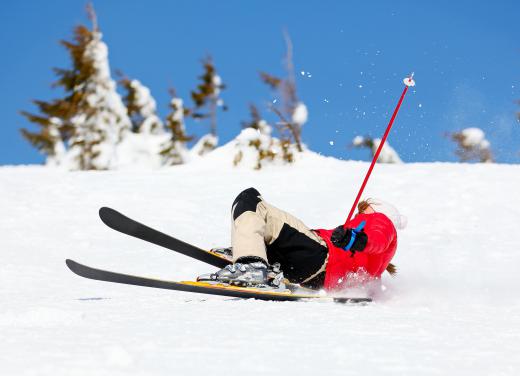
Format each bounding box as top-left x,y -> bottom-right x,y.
66,259 -> 372,303
99,207 -> 230,268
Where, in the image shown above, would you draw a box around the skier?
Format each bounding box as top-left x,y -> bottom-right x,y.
198,187 -> 406,291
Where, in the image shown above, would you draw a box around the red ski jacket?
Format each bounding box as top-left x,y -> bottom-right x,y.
315,213 -> 397,291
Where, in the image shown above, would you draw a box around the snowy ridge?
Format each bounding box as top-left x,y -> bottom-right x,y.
1,154 -> 520,375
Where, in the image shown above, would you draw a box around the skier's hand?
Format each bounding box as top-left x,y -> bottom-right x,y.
331,226 -> 368,252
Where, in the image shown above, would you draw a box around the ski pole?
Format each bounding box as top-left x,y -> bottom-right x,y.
344,73 -> 415,226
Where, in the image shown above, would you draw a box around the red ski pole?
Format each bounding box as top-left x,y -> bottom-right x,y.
344,73 -> 415,227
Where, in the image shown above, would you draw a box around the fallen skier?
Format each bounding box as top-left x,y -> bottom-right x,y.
198,187 -> 406,291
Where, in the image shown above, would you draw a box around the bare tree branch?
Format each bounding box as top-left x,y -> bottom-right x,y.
86,2 -> 98,31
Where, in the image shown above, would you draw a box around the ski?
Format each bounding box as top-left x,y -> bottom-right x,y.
66,259 -> 372,303
99,207 -> 230,268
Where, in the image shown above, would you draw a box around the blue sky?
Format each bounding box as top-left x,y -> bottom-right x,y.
1,0 -> 519,165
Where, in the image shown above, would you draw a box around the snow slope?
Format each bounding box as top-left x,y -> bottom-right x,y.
1,147 -> 520,375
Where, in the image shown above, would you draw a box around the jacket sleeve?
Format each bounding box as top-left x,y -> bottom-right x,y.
362,214 -> 396,255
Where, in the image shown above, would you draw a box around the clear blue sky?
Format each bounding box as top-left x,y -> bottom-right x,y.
1,0 -> 519,165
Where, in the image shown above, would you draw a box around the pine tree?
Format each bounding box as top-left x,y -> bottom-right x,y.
190,56 -> 227,155
448,128 -> 494,163
260,30 -> 307,159
19,22 -> 91,165
352,136 -> 403,164
118,72 -> 163,134
20,3 -> 130,170
160,88 -> 192,165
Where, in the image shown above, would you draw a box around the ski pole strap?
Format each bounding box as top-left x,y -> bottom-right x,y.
343,221 -> 366,252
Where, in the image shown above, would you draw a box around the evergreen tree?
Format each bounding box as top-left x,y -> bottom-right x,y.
20,3 -> 130,170
160,88 -> 192,165
260,30 -> 307,158
190,56 -> 227,155
118,73 -> 163,134
352,136 -> 403,164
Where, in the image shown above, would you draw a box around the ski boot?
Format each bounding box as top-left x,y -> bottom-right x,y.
197,257 -> 284,288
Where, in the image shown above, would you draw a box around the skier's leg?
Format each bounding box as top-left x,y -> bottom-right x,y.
261,201 -> 328,284
231,188 -> 328,285
231,188 -> 269,262
198,188 -> 272,286
199,187 -> 327,287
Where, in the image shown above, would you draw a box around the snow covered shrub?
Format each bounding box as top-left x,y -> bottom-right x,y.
190,134 -> 218,157
448,127 -> 493,163
352,136 -> 403,164
234,104 -> 296,169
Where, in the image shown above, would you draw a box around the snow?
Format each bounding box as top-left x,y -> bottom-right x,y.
190,133 -> 218,157
128,79 -> 163,135
169,98 -> 184,122
460,127 -> 488,148
2,148 -> 520,375
352,135 -> 365,146
292,102 -> 308,126
212,74 -> 223,97
116,132 -> 169,170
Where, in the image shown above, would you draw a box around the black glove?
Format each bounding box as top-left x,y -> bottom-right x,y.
331,225 -> 368,256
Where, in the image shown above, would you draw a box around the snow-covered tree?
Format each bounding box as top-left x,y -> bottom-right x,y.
448,127 -> 493,163
234,104 -> 277,169
160,88 -> 192,165
115,76 -> 169,170
352,136 -> 403,164
21,3 -> 130,170
118,73 -> 163,134
190,56 -> 227,155
260,30 -> 307,158
68,5 -> 131,170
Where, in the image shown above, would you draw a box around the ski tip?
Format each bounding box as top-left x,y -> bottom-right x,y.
99,206 -> 113,218
65,259 -> 78,274
99,207 -> 123,225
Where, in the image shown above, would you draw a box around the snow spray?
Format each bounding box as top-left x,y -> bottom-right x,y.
344,73 -> 415,226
